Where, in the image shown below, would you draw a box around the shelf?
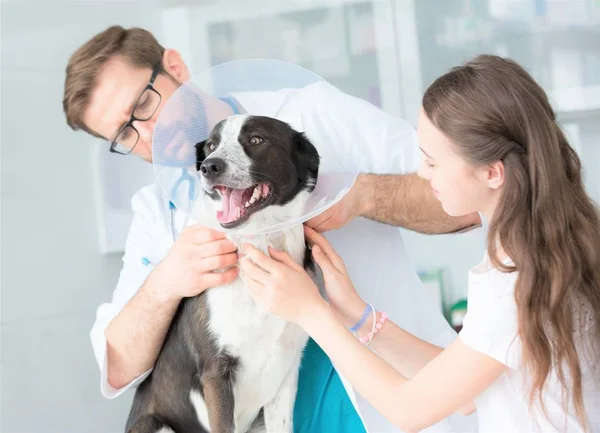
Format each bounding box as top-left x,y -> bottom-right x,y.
552,84 -> 600,118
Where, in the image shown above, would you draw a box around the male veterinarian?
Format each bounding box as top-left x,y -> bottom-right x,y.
63,26 -> 480,433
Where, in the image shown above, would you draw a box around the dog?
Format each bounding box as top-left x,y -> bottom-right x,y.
125,114 -> 321,433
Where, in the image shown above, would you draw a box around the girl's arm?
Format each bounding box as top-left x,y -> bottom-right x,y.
338,288 -> 445,379
240,241 -> 506,432
328,298 -> 479,417
302,225 -> 446,378
304,303 -> 504,432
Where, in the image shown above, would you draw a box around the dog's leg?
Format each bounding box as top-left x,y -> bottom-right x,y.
127,414 -> 176,433
262,356 -> 302,433
199,355 -> 237,433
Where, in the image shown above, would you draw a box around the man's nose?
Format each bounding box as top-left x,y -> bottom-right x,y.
134,119 -> 155,145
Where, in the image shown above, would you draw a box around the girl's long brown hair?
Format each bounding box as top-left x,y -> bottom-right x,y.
423,54 -> 599,429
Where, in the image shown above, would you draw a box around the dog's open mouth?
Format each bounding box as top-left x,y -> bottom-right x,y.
214,183 -> 272,227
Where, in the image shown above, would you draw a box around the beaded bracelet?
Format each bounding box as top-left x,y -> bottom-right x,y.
359,311 -> 388,346
348,304 -> 373,333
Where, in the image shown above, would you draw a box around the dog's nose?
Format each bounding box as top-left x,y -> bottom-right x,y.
200,158 -> 226,179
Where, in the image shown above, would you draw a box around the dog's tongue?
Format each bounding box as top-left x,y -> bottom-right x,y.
217,188 -> 245,224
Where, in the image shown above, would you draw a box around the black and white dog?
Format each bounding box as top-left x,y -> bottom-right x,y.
125,115 -> 321,433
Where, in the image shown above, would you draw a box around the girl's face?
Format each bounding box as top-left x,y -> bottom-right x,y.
416,107 -> 504,220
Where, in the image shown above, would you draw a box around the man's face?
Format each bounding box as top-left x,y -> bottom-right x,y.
83,55 -> 183,162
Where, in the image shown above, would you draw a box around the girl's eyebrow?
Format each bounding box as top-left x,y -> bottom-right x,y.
419,147 -> 434,159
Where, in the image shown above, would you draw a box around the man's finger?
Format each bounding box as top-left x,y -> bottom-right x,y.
188,225 -> 228,244
197,252 -> 239,273
305,210 -> 333,232
195,239 -> 238,259
202,266 -> 239,287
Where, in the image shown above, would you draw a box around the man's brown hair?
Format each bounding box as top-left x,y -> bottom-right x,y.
62,25 -> 164,138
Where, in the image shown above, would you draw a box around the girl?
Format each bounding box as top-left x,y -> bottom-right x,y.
239,54 -> 600,432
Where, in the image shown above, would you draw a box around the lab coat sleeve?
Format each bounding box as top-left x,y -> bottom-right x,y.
305,81 -> 422,175
89,185 -> 170,399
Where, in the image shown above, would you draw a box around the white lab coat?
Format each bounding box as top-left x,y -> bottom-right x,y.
90,82 -> 476,432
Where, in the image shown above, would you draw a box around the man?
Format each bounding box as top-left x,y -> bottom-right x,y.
64,26 -> 480,433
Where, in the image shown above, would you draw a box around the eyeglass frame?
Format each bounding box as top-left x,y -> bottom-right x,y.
109,62 -> 163,155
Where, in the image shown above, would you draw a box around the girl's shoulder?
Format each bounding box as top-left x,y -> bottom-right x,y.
468,252 -> 518,300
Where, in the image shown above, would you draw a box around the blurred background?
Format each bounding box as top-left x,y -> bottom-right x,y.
1,0 -> 599,431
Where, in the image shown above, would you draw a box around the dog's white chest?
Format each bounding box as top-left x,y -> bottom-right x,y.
205,278 -> 308,432
208,274 -> 305,359
198,226 -> 309,431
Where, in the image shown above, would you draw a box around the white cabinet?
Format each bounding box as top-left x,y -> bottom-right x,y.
161,0 -> 407,116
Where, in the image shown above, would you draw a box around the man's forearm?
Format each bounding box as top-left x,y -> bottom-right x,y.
104,280 -> 180,389
357,173 -> 481,234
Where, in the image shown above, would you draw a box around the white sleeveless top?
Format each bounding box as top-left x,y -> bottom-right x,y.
459,255 -> 599,433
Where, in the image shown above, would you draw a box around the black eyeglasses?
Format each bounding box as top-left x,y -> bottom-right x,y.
109,63 -> 162,155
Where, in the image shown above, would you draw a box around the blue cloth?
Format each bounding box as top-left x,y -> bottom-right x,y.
294,338 -> 366,433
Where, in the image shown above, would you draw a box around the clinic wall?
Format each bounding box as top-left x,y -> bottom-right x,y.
0,2 -> 165,432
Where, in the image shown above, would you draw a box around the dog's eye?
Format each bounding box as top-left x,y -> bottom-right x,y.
250,136 -> 263,145
207,142 -> 216,152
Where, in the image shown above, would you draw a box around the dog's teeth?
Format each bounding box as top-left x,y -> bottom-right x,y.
262,184 -> 270,198
244,201 -> 250,208
249,196 -> 257,205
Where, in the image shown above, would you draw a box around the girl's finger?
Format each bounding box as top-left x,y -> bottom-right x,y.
304,226 -> 345,271
311,245 -> 338,277
245,278 -> 268,303
240,257 -> 271,284
268,247 -> 304,272
243,244 -> 279,273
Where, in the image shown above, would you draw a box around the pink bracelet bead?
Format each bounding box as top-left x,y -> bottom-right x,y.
359,311 -> 388,345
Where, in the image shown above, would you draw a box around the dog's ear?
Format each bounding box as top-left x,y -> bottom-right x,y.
195,140 -> 208,171
293,132 -> 320,191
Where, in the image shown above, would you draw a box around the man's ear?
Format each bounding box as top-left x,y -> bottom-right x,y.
161,49 -> 190,83
195,140 -> 207,171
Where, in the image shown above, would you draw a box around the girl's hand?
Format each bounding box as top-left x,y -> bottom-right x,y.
240,244 -> 329,327
304,226 -> 367,328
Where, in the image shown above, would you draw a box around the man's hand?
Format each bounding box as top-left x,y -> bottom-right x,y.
306,176 -> 371,233
105,224 -> 239,390
145,224 -> 239,303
